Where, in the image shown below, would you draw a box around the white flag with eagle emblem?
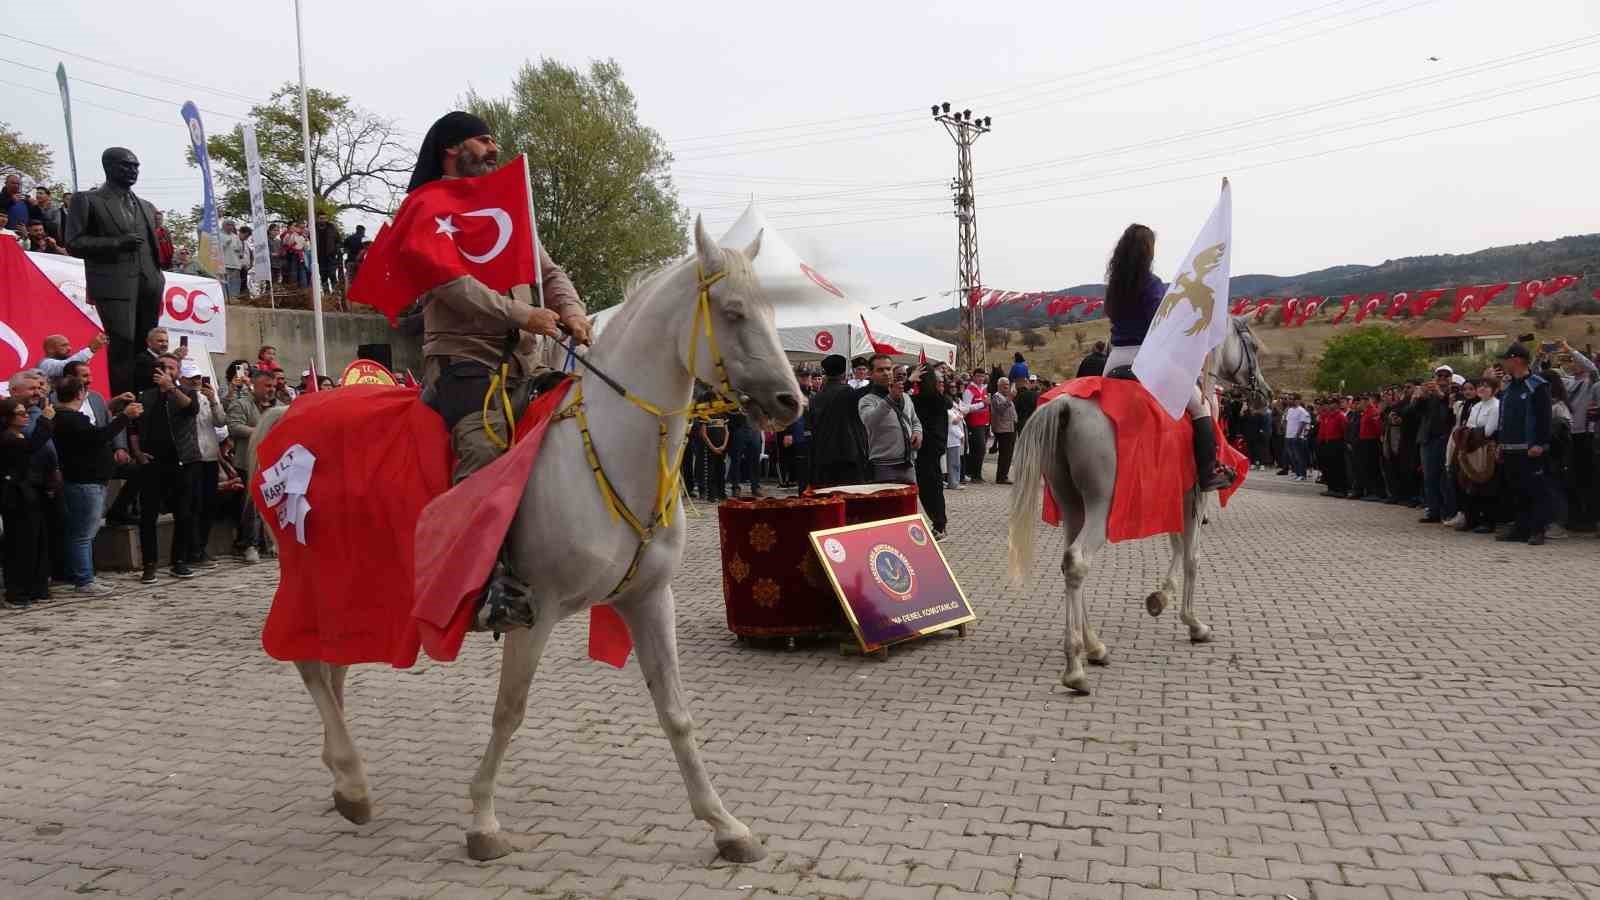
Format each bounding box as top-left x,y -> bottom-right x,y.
1133,179 -> 1233,420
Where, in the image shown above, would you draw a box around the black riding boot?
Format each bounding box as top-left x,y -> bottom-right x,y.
1192,416 -> 1234,492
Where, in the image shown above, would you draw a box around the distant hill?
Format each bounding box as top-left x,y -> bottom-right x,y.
907,233 -> 1600,332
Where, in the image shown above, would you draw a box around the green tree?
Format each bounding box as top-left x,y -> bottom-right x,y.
162,207 -> 201,253
464,58 -> 685,310
204,84 -> 412,224
0,122 -> 53,180
1020,327 -> 1047,351
1312,326 -> 1431,393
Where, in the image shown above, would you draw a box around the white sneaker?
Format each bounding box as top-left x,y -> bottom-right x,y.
241,547 -> 261,564
1445,513 -> 1466,528
1546,525 -> 1568,540
74,581 -> 115,597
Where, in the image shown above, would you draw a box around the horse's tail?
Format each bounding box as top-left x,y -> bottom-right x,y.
244,404 -> 291,488
1007,396 -> 1066,586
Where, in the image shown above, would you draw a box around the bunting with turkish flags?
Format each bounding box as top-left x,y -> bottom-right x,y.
349,157 -> 539,321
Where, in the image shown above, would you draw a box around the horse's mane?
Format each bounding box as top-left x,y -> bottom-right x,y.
608,246 -> 753,332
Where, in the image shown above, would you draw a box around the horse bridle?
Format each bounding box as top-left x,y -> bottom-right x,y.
1218,318 -> 1264,395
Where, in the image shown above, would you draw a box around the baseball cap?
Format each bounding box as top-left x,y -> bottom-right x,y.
1501,343 -> 1531,361
179,358 -> 201,379
1434,364 -> 1453,375
1452,374 -> 1466,386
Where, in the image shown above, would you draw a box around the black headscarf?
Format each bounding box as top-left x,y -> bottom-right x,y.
408,111 -> 492,192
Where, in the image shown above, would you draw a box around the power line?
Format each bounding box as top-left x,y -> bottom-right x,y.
663,0 -> 1373,146
0,30 -> 270,107
726,89 -> 1600,233
670,0 -> 1438,162
0,76 -> 180,128
0,57 -> 249,121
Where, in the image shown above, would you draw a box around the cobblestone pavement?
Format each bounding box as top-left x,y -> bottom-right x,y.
4,471 -> 1600,900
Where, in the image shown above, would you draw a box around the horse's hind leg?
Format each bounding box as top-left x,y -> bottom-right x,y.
294,661 -> 371,824
466,616 -> 556,861
1178,490 -> 1213,643
618,585 -> 766,863
1145,534 -> 1182,618
1060,516 -> 1107,694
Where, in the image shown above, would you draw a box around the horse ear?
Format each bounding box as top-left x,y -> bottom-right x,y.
742,229 -> 763,262
693,215 -> 722,274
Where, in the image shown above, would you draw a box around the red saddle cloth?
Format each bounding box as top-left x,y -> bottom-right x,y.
255,379 -> 633,669
1037,377 -> 1248,543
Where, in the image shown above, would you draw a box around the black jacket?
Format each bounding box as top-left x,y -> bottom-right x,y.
1076,351 -> 1107,378
64,184 -> 165,299
911,382 -> 950,458
52,407 -> 131,483
806,378 -> 868,486
137,385 -> 200,463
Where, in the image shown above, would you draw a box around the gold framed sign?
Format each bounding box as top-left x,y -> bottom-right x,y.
809,514 -> 976,653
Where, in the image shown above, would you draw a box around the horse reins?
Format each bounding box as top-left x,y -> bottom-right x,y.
544,263 -> 743,602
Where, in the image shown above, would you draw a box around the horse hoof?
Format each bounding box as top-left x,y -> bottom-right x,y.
1061,669 -> 1091,695
1189,623 -> 1213,643
332,792 -> 371,825
1145,592 -> 1167,617
716,835 -> 768,863
466,830 -> 515,861
1087,647 -> 1110,667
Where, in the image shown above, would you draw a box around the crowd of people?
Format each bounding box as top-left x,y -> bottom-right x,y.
1223,338 -> 1598,546
683,351 -> 1049,541
4,172 -> 372,301
0,336 -> 336,608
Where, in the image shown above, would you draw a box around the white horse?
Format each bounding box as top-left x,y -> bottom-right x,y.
249,219 -> 801,863
1005,317 -> 1268,695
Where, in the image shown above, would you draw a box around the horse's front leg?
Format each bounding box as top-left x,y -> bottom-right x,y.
618,585 -> 766,863
294,661 -> 370,824
1178,489 -> 1213,642
466,616 -> 556,861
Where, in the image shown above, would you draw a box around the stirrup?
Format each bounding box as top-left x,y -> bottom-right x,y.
473,561 -> 536,633
1197,466 -> 1236,492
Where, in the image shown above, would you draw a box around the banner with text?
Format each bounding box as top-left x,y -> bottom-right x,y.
242,123 -> 273,295
180,101 -> 225,278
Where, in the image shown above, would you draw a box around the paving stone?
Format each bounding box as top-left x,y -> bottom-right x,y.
3,478 -> 1599,898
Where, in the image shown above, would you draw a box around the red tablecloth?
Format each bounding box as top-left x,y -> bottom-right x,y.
719,496 -> 848,637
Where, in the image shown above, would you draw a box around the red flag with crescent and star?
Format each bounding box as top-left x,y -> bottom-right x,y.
349,157 -> 537,321
0,240 -> 109,391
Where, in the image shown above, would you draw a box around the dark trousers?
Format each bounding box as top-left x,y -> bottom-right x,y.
92,288 -> 162,397
965,424 -> 989,481
1571,433 -> 1596,528
727,427 -> 762,494
915,451 -> 946,533
191,460 -> 220,559
2,484 -> 49,602
698,446 -> 726,500
994,430 -> 1016,482
138,458 -> 198,567
1357,439 -> 1383,497
1317,440 -> 1346,493
1504,451 -> 1550,536
682,431 -> 700,496
1422,436 -> 1448,516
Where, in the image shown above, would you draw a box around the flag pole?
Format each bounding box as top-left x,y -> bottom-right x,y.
522,154 -> 545,310
294,0 -> 328,377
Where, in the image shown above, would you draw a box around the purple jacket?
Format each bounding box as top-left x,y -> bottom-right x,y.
1109,273 -> 1166,348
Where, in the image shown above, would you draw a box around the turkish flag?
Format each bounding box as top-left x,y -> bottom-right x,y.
1384,292 -> 1410,320
859,315 -> 899,355
349,157 -> 538,321
0,241 -> 108,391
1543,274 -> 1578,296
1448,286 -> 1480,323
1229,297 -> 1252,316
1330,294 -> 1361,325
1354,293 -> 1387,324
1409,288 -> 1447,318
1514,280 -> 1544,310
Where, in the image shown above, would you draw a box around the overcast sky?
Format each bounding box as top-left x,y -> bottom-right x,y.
6,0 -> 1598,322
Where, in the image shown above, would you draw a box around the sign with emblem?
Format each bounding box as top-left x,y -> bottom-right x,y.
809,514 -> 975,653
340,359 -> 399,387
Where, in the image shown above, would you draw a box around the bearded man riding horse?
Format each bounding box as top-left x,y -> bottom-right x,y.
250,110 -> 802,863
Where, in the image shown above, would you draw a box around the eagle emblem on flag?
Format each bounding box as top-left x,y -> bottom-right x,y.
1153,242 -> 1227,337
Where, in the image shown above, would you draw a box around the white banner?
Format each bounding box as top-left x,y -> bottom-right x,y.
1133,179 -> 1233,420
241,124 -> 273,295
25,252 -> 229,360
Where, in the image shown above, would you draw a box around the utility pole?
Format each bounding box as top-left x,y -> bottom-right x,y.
931,101 -> 992,372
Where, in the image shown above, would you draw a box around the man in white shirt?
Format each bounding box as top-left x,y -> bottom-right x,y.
181,358 -> 227,569
846,357 -> 871,390
38,332 -> 108,380
1283,396 -> 1312,482
221,219 -> 246,300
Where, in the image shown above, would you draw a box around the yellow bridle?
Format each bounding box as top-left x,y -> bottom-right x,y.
545,264 -> 743,600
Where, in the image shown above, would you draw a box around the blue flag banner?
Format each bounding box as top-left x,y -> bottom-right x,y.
181,101 -> 224,277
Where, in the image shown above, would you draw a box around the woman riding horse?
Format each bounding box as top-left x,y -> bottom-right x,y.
1102,223 -> 1233,491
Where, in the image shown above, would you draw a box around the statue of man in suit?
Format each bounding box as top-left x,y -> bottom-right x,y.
65,147 -> 165,395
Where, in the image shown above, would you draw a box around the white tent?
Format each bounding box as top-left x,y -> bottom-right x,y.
593,202 -> 956,366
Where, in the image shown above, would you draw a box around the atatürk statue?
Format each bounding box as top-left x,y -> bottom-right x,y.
65,147 -> 165,395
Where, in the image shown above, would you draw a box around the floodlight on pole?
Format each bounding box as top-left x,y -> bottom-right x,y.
930,98 -> 993,371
